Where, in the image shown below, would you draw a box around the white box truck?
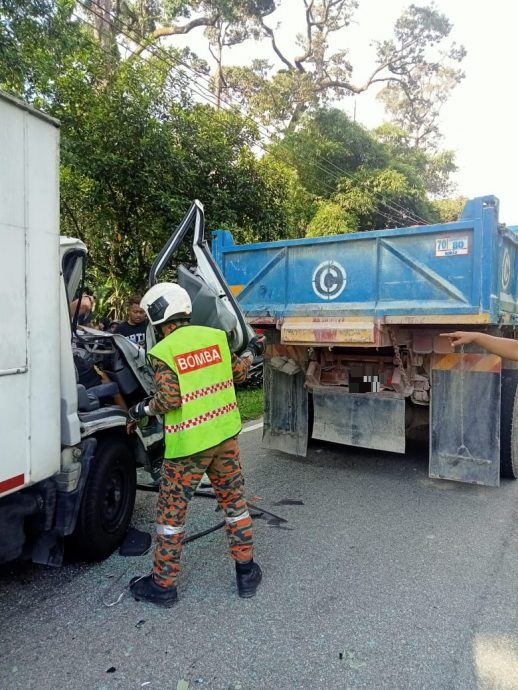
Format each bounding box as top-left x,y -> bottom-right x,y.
0,92 -> 162,565
0,92 -> 253,566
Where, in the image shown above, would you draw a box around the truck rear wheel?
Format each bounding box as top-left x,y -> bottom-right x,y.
500,384 -> 518,479
74,436 -> 136,560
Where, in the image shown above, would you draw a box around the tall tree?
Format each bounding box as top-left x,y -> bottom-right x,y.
271,108 -> 388,197
221,1 -> 465,132
0,2 -> 308,290
80,1 -> 464,142
204,2 -> 275,109
98,0 -> 276,58
376,4 -> 465,151
374,122 -> 457,197
269,108 -> 439,235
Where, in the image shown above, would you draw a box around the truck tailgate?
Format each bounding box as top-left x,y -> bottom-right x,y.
213,197 -> 517,326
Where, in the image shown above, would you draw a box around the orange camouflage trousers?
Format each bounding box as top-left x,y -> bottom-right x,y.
153,435 -> 253,587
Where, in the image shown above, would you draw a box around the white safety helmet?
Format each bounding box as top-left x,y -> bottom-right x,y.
140,282 -> 192,326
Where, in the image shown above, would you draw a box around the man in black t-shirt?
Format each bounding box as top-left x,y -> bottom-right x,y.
114,294 -> 148,347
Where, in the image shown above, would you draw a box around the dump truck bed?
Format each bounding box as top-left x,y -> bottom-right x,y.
212,196 -> 518,326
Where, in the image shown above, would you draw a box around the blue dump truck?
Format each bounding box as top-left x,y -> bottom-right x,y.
211,196 -> 518,488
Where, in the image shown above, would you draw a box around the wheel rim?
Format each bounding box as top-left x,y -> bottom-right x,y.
102,463 -> 128,532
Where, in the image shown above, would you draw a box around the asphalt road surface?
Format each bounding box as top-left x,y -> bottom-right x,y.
1,422 -> 518,690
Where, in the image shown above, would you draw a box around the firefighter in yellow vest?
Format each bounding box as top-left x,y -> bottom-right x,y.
127,282 -> 264,607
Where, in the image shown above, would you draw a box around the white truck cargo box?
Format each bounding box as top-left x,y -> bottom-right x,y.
0,93 -> 61,496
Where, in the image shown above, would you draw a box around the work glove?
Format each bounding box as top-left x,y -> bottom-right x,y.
128,400 -> 149,422
248,334 -> 266,357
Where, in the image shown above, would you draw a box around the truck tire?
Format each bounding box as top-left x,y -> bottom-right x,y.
500,382 -> 518,479
74,436 -> 136,560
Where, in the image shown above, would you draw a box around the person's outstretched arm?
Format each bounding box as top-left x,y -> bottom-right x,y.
441,331 -> 518,361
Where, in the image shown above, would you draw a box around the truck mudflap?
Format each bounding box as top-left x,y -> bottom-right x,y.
430,353 -> 501,486
263,354 -> 308,456
312,387 -> 406,454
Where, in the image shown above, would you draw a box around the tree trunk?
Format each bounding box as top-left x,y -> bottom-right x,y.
214,30 -> 224,110
93,0 -> 114,50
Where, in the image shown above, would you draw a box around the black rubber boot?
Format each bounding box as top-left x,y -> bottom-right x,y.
236,560 -> 262,598
129,574 -> 178,608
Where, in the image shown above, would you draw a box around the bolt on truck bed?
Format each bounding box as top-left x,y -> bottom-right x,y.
211,196 -> 518,487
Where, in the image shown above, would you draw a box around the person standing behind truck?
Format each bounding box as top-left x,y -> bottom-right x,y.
126,282 -> 265,608
113,295 -> 148,347
442,331 -> 518,359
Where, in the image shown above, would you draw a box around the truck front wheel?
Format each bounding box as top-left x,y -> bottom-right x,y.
74,436 -> 136,560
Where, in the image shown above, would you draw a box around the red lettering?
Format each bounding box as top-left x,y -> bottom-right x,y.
174,344 -> 223,374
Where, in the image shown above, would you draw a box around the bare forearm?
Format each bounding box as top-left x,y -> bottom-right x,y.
443,331 -> 518,360
470,333 -> 518,360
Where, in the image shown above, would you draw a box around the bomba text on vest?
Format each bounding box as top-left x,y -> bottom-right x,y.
175,345 -> 222,373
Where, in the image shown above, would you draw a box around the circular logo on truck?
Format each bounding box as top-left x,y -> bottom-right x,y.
312,260 -> 347,300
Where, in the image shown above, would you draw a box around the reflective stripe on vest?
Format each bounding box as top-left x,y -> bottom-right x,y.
149,325 -> 241,458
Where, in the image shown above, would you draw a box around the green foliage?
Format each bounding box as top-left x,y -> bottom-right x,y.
336,167 -> 436,231
59,74 -> 300,290
57,56 -> 191,290
268,108 -> 438,236
272,109 -> 387,198
374,122 -> 457,197
76,0 -> 464,152
0,0 -> 467,281
0,4 -> 305,288
86,268 -> 132,321
0,1 -> 308,288
0,0 -> 87,100
306,202 -> 357,237
211,1 -> 465,139
224,67 -> 320,128
431,197 -> 468,223
235,387 -> 263,421
245,157 -> 316,241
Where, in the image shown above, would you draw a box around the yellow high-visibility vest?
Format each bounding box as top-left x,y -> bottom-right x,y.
149,325 -> 241,458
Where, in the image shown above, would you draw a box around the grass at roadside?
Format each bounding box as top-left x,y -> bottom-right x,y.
236,387 -> 263,421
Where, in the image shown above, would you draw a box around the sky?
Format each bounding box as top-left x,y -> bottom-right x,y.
341,0 -> 518,224
181,0 -> 518,224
